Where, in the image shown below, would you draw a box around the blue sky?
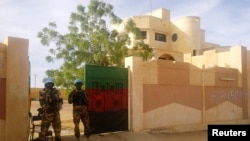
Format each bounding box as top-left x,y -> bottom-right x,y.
0,0 -> 249,87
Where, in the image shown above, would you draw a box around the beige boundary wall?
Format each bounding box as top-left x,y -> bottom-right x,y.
125,46 -> 250,132
30,88 -> 68,101
0,37 -> 29,141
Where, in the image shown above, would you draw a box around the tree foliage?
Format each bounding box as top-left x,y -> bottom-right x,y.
37,0 -> 152,88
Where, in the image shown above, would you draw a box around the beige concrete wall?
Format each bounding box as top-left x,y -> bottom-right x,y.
205,87 -> 243,122
125,57 -> 144,131
186,46 -> 244,88
172,16 -> 201,53
247,51 -> 250,118
156,50 -> 184,62
145,8 -> 170,21
0,37 -> 29,141
132,15 -> 170,50
0,44 -> 6,78
190,65 -> 203,85
0,45 -> 6,141
203,42 -> 220,50
0,121 -> 5,141
30,88 -> 68,100
0,44 -> 6,132
144,60 -> 190,85
126,54 -> 249,132
143,84 -> 202,129
0,78 -> 6,141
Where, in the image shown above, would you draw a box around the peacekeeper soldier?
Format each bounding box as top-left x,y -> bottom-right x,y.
68,79 -> 91,141
39,78 -> 63,141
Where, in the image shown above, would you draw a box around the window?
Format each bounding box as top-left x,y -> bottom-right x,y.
155,33 -> 166,42
172,33 -> 178,42
193,50 -> 199,56
136,31 -> 147,39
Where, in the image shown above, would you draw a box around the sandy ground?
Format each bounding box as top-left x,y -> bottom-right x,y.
29,100 -> 208,141
30,100 -> 76,136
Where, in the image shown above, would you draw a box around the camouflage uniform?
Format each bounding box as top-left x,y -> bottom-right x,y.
68,89 -> 91,139
39,87 -> 63,141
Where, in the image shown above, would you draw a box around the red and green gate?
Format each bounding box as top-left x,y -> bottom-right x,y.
84,64 -> 128,134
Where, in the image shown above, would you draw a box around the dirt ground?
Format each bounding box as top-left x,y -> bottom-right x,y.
30,100 -> 76,136
30,100 -> 208,141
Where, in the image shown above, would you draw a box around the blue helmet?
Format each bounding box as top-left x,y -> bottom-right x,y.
74,79 -> 83,85
44,78 -> 54,84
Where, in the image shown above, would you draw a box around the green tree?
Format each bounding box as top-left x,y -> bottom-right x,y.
37,0 -> 152,88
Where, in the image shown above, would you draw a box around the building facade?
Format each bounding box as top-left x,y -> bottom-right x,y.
113,8 -> 224,61
115,8 -> 250,131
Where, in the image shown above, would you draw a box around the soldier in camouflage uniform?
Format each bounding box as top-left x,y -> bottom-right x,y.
68,79 -> 91,141
39,78 -> 63,141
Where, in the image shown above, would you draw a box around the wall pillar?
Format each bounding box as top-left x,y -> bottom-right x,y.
5,37 -> 29,141
125,56 -> 144,131
0,44 -> 6,141
247,51 -> 250,119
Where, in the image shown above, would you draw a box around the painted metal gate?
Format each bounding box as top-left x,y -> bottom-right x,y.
84,64 -> 128,134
